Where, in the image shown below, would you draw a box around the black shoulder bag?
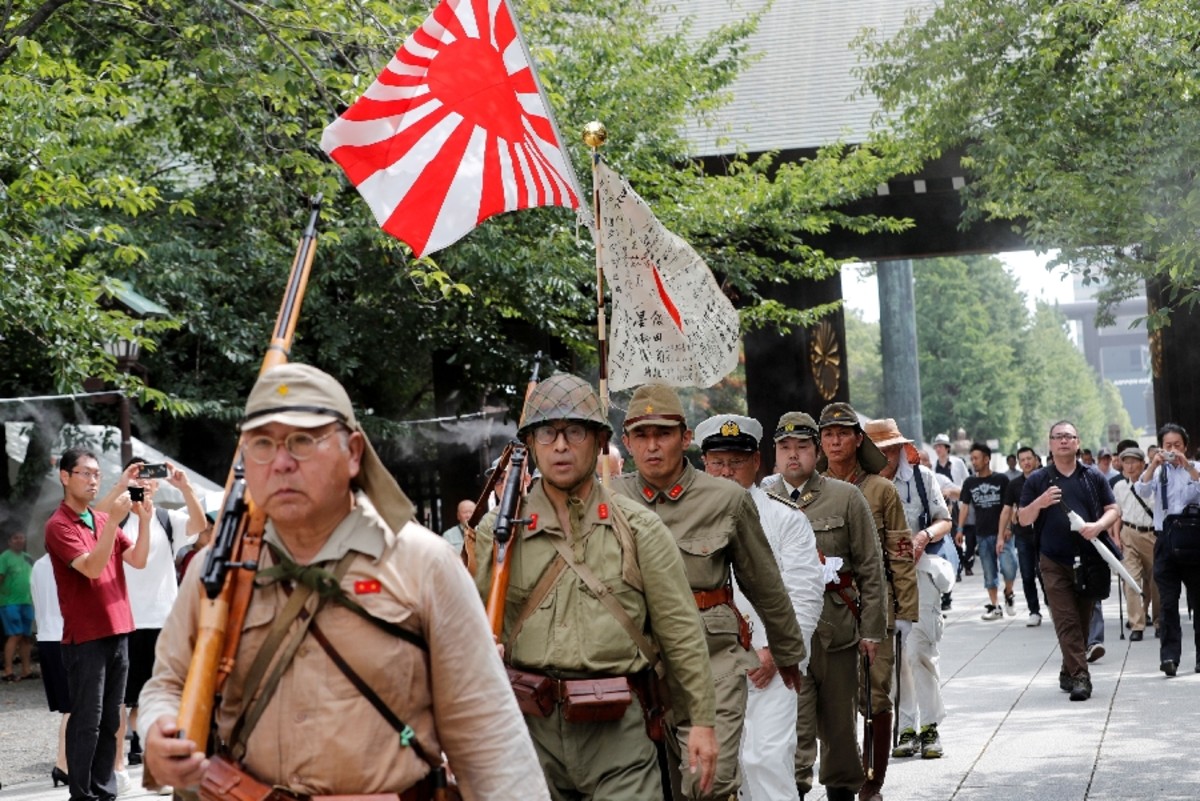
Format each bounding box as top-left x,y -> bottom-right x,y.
1161,466 -> 1200,564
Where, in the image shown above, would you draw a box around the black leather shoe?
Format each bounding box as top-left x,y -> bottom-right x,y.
1129,630 -> 1144,641
51,767 -> 69,788
1161,659 -> 1178,677
1069,676 -> 1092,701
1059,670 -> 1072,692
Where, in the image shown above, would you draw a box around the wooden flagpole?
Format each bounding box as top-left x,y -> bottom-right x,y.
583,121 -> 612,485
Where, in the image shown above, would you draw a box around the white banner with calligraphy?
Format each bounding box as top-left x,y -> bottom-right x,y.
596,162 -> 740,391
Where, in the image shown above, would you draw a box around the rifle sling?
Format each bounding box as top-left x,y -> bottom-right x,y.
228,551 -> 356,760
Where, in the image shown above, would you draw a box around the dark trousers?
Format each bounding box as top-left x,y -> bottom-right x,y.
962,525 -> 977,571
1014,535 -> 1041,615
1154,537 -> 1200,665
1040,556 -> 1095,680
63,635 -> 129,801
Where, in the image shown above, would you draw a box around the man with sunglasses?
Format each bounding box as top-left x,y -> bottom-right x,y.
473,372 -> 717,800
44,447 -> 153,801
613,384 -> 807,801
140,363 -> 545,800
695,413 -> 823,801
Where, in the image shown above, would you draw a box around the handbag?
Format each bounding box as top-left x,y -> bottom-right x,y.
1163,504 -> 1200,565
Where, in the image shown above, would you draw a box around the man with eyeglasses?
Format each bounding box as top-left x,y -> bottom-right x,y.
613,384 -> 807,801
140,363 -> 546,800
44,446 -> 152,801
1018,421 -> 1120,701
472,372 -> 716,800
695,414 -> 823,801
761,412 -> 885,801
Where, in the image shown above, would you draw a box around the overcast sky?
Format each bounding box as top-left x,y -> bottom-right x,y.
842,251 -> 1074,322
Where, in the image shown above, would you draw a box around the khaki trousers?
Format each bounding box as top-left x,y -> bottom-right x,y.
795,638 -> 864,795
526,695 -> 663,801
1122,526 -> 1160,631
667,656 -> 747,801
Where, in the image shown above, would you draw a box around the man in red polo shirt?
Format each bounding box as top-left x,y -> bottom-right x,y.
44,447 -> 151,801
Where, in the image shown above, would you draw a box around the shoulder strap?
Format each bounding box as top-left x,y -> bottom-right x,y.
507,553 -> 570,648
156,507 -> 173,547
913,468 -> 932,521
547,534 -> 664,678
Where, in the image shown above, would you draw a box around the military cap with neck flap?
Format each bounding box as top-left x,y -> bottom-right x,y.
240,363 -> 414,532
815,401 -> 888,475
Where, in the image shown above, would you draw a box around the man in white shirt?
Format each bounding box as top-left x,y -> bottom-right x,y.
696,414 -> 824,801
96,459 -> 206,775
1112,447 -> 1158,640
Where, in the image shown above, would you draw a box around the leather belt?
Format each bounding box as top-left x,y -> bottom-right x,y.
1124,523 -> 1154,533
825,571 -> 854,593
693,584 -> 733,610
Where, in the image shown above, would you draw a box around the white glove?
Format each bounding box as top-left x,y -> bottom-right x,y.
821,556 -> 844,585
895,620 -> 913,641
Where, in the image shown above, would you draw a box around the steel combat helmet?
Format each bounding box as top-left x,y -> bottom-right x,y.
516,373 -> 612,439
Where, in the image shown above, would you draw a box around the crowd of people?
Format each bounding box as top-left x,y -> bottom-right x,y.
5,364 -> 1199,801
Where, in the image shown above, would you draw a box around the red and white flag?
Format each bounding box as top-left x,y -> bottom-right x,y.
320,0 -> 581,258
596,162 -> 740,391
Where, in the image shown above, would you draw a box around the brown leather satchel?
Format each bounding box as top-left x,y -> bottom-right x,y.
506,667 -> 557,718
559,677 -> 633,723
628,670 -> 671,742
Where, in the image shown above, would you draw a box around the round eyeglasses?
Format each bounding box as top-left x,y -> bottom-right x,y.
243,430 -> 341,464
531,423 -> 590,446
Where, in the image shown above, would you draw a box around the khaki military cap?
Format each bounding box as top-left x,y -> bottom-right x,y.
240,363 -> 414,532
815,401 -> 888,474
695,414 -> 762,453
624,383 -> 687,431
774,412 -> 819,442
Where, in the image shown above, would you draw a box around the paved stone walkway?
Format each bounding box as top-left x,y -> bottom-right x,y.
3,573 -> 1198,799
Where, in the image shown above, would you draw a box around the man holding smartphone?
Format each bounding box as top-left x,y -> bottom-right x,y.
95,459 -> 207,782
1134,424 -> 1200,676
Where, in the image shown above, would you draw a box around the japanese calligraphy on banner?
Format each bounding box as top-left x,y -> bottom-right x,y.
596,162 -> 740,391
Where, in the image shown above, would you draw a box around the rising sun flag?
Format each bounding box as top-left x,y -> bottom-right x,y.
320,0 -> 582,258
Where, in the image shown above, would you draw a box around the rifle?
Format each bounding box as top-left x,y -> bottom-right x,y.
174,195 -> 323,754
483,356 -> 542,639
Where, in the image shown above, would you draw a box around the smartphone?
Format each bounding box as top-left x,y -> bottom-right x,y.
129,486 -> 145,502
138,463 -> 169,479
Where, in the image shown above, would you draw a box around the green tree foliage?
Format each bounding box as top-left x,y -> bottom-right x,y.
855,0 -> 1200,322
1,0 -> 914,437
914,257 -> 1027,444
843,307 -> 883,420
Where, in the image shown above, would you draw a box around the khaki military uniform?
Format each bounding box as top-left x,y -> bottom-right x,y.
614,461 -> 807,801
139,493 -> 543,800
762,472 -> 886,796
841,467 -> 918,712
474,480 -> 715,801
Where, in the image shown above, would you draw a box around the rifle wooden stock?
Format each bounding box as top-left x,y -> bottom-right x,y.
486,447 -> 527,640
174,195 -> 322,753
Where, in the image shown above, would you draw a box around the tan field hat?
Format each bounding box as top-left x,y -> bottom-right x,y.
815,401 -> 888,474
864,418 -> 921,465
931,433 -> 952,447
774,412 -> 819,442
1119,446 -> 1146,463
695,414 -> 762,453
623,383 -> 687,431
240,363 -> 414,532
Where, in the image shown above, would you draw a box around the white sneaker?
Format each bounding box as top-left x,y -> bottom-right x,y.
1027,612 -> 1042,627
115,769 -> 131,796
158,786 -> 174,796
981,604 -> 1003,621
1004,593 -> 1016,616
1087,643 -> 1105,663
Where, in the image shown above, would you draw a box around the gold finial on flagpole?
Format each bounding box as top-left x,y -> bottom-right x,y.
582,121 -> 607,149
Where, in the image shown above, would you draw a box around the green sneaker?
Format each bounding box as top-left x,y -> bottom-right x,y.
892,728 -> 918,757
920,724 -> 943,759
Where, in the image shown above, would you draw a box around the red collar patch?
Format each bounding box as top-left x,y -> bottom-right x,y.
354,579 -> 382,595
527,513 -> 538,532
598,503 -> 609,520
642,486 -> 656,501
668,484 -> 684,499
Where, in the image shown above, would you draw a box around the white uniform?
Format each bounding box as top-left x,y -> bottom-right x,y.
734,484 -> 824,801
891,462 -> 953,733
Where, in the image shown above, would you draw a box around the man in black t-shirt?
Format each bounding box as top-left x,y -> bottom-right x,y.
999,447 -> 1043,626
959,443 -> 1014,620
1019,421 -> 1120,702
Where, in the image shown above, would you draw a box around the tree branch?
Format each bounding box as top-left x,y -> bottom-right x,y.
0,0 -> 75,67
215,0 -> 334,109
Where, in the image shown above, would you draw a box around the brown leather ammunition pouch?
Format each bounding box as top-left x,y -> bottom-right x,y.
559,676 -> 633,723
199,754 -> 452,801
507,667 -> 557,718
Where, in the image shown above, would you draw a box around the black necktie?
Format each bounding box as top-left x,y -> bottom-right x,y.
791,488 -> 801,501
